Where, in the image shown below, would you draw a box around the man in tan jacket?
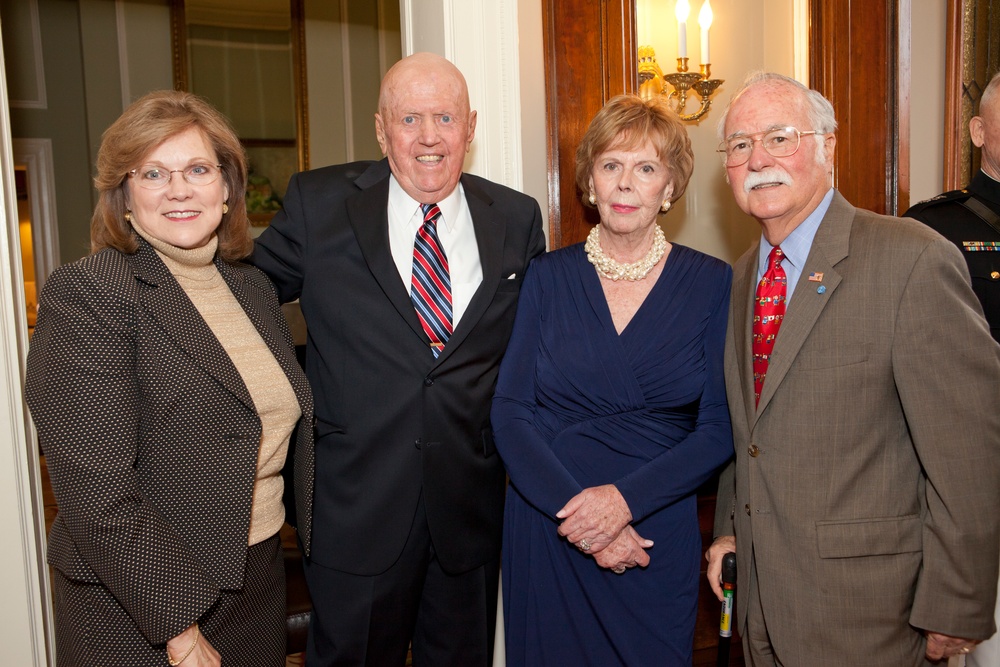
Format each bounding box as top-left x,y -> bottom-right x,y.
706,72 -> 1000,666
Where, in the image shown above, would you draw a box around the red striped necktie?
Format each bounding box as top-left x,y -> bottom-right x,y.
752,246 -> 786,406
411,203 -> 453,357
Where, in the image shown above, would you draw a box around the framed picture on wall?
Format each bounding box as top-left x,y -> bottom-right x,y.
170,0 -> 309,224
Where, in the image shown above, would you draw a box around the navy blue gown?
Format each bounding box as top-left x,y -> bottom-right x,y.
492,243 -> 733,666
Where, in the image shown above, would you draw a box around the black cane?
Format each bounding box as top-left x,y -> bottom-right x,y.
716,552 -> 737,667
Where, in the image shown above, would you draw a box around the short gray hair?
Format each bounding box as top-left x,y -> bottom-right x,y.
979,71 -> 1000,116
716,71 -> 838,164
716,71 -> 838,140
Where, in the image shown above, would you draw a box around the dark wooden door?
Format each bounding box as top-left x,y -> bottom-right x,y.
811,0 -> 910,214
543,0 -> 637,249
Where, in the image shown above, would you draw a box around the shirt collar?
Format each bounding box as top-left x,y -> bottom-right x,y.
387,175 -> 463,233
758,188 -> 835,274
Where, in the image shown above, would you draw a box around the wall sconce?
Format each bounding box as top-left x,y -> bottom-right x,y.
638,0 -> 723,122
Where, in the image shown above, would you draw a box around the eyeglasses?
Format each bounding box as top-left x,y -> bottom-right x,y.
128,163 -> 223,190
717,127 -> 821,167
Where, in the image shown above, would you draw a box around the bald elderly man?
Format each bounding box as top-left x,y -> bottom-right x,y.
253,53 -> 545,666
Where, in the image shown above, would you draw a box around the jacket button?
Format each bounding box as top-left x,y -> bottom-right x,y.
423,376 -> 435,387
414,438 -> 423,450
748,444 -> 760,457
745,504 -> 751,516
991,271 -> 999,280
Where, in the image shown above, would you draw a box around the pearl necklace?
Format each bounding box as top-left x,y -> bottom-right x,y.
585,224 -> 667,281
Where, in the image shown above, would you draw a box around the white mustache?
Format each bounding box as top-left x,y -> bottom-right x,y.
743,168 -> 792,193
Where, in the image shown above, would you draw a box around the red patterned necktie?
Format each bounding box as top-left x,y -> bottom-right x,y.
411,203 -> 453,358
753,246 -> 786,406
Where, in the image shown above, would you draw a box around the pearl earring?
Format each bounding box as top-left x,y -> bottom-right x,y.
588,192 -> 597,206
660,200 -> 671,213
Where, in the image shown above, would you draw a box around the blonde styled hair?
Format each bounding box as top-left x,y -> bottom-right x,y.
575,95 -> 694,206
91,90 -> 252,261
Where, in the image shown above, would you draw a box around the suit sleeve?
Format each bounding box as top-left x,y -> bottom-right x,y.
614,268 -> 735,522
491,261 -> 585,518
712,459 -> 737,538
892,238 -> 1000,639
525,198 -> 547,264
25,263 -> 219,644
714,290 -> 740,538
251,171 -> 309,304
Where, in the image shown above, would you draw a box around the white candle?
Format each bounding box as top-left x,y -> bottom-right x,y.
699,0 -> 713,64
676,0 -> 690,59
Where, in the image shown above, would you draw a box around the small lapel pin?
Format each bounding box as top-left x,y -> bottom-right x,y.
817,285 -> 827,294
808,272 -> 824,282
507,273 -> 517,280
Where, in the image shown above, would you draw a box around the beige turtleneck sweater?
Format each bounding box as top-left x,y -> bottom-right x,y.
135,226 -> 300,546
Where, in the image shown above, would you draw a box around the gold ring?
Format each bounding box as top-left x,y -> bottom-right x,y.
960,647 -> 971,655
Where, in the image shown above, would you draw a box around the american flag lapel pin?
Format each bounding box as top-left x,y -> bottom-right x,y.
808,272 -> 824,282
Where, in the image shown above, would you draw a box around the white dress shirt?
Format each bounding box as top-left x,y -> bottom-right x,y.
387,175 -> 482,327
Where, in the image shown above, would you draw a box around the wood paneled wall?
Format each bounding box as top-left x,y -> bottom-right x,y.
809,0 -> 909,215
543,0 -> 636,249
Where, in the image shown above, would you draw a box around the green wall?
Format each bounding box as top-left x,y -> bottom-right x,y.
5,0 -> 95,262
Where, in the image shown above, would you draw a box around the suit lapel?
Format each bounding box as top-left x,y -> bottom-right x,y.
731,248 -> 759,429
434,175 -> 505,365
754,192 -> 853,420
219,261 -> 313,417
131,241 -> 256,413
346,160 -> 427,343
346,165 -> 507,366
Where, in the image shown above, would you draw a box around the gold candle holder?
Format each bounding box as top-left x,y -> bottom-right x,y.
637,47 -> 724,122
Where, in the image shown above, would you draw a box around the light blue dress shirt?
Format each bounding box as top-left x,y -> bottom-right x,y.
756,188 -> 835,304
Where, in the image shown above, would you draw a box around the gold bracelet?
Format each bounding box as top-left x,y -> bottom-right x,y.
167,624 -> 200,666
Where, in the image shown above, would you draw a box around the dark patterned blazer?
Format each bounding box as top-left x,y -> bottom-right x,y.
25,239 -> 313,644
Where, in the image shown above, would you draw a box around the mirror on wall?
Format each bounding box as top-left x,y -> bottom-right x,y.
170,0 -> 308,225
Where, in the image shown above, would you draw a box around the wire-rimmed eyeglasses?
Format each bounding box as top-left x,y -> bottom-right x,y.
128,163 -> 223,190
717,127 -> 822,167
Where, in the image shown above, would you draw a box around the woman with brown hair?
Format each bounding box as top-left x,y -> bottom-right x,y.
25,90 -> 313,666
493,94 -> 733,665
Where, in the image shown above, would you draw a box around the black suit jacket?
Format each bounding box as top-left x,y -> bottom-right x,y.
904,170 -> 1000,341
253,159 -> 545,575
25,240 -> 313,644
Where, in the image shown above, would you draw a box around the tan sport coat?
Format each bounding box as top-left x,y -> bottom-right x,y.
715,191 -> 1000,665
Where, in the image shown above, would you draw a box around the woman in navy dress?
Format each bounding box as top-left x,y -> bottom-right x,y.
493,95 -> 733,665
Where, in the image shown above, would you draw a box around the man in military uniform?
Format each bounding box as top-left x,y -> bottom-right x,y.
905,71 -> 1000,667
906,72 -> 1000,344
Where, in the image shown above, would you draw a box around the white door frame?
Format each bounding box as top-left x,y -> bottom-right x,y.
0,30 -> 54,667
13,138 -> 60,294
